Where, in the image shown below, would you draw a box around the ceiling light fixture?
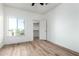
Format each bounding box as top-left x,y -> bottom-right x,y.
31,3 -> 48,6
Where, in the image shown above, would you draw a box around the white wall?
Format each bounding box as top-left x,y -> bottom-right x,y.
4,6 -> 42,44
0,4 -> 4,47
46,4 -> 79,52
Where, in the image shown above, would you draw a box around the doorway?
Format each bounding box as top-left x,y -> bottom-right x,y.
33,20 -> 40,40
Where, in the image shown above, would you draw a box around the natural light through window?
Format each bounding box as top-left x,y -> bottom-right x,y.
8,17 -> 24,36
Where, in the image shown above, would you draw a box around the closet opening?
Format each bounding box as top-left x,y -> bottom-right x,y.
33,21 -> 40,40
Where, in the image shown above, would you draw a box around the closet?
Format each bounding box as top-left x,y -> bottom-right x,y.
33,20 -> 46,40
33,20 -> 40,40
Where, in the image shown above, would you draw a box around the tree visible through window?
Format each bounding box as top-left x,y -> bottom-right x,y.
8,17 -> 24,36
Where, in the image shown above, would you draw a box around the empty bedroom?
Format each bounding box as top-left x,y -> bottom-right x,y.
0,3 -> 79,56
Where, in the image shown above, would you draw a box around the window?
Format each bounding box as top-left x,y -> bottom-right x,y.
8,17 -> 24,36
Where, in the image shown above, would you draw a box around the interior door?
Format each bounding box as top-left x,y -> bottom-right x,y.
39,20 -> 46,40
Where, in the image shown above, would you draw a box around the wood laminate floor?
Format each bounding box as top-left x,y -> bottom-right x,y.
0,40 -> 79,56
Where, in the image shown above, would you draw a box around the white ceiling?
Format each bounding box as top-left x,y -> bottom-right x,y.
4,3 -> 60,14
